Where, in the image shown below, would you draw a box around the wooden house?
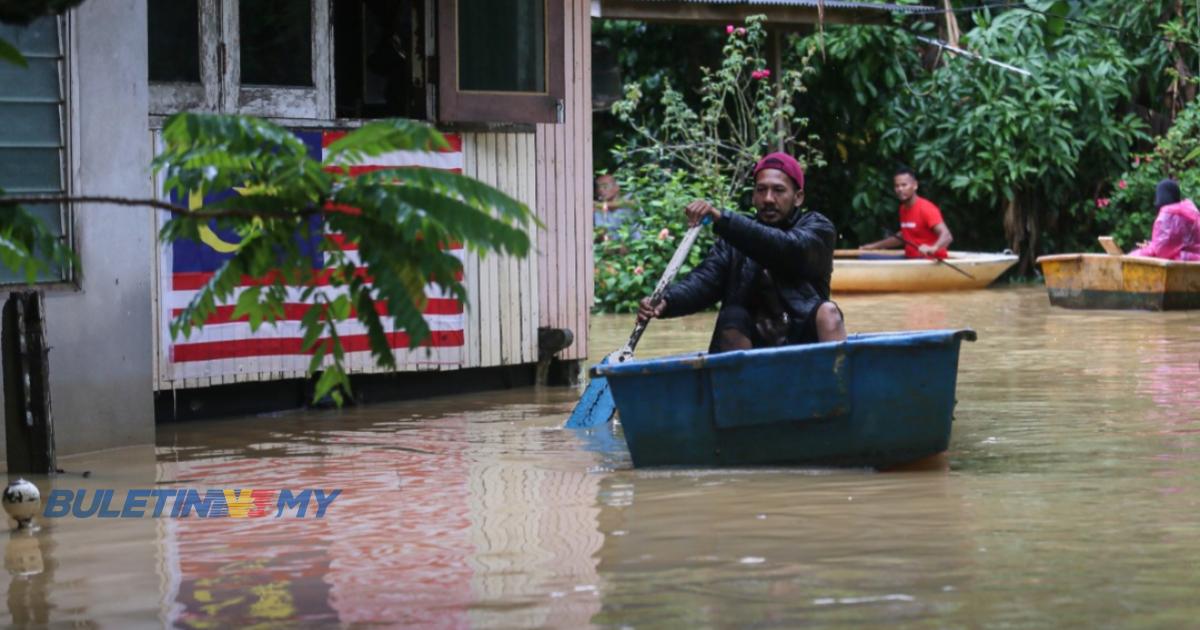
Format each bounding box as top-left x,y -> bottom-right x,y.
0,0 -> 595,452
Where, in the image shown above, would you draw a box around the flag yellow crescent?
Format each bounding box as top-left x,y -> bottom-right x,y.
191,188 -> 265,253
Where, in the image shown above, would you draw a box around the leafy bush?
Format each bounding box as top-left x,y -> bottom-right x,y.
593,166 -> 716,312
793,0 -> 1200,269
1102,99 -> 1200,249
595,15 -> 822,312
875,5 -> 1146,271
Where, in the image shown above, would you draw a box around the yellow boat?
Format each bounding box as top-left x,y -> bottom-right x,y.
1036,253 -> 1200,310
832,250 -> 1019,293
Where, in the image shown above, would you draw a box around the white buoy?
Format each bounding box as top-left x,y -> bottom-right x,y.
2,479 -> 41,529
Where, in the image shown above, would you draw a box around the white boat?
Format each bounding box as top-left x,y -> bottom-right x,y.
831,250 -> 1019,293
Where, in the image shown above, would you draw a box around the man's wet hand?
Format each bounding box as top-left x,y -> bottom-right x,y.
637,297 -> 666,322
684,200 -> 721,227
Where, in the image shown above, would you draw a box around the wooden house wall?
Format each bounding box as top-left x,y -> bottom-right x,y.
536,0 -> 593,362
151,0 -> 594,390
460,132 -> 540,369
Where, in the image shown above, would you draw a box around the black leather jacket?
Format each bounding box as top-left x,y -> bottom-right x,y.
660,208 -> 836,350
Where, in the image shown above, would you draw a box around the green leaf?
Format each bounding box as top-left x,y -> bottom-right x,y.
312,366 -> 347,406
330,294 -> 351,320
0,39 -> 27,67
232,286 -> 263,330
300,305 -> 324,352
323,119 -> 449,166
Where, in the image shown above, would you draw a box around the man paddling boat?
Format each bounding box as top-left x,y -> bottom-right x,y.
636,153 -> 847,352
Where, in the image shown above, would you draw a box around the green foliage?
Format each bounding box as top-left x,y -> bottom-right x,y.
593,167 -> 715,312
781,0 -> 1200,269
1103,99 -> 1200,249
595,16 -> 822,312
154,113 -> 533,404
0,186 -> 77,283
611,15 -> 823,209
0,39 -> 25,66
790,5 -> 929,245
591,20 -> 725,173
888,7 -> 1145,263
791,1 -> 1170,270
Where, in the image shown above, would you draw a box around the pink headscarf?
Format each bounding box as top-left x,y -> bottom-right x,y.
753,152 -> 805,191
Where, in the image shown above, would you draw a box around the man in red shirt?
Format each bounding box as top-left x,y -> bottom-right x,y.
861,166 -> 953,258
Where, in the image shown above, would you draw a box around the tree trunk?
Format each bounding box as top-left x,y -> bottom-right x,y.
3,291 -> 55,474
942,0 -> 962,49
1003,193 -> 1041,276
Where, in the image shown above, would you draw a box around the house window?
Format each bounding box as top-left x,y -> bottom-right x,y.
333,0 -> 430,120
239,1 -> 313,87
148,0 -> 201,83
147,0 -> 332,119
437,0 -> 564,123
148,0 -> 565,124
0,17 -> 69,283
457,0 -> 544,92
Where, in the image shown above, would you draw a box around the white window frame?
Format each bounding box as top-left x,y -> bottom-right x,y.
0,14 -> 75,286
149,0 -> 332,120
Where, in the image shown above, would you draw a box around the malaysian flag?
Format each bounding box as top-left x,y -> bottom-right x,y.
156,131 -> 465,384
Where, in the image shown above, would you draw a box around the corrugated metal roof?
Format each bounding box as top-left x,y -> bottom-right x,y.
617,0 -> 936,13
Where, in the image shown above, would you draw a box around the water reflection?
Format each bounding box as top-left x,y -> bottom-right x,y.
591,469 -> 976,627
2,287 -> 1200,626
155,395 -> 605,628
2,447 -> 161,627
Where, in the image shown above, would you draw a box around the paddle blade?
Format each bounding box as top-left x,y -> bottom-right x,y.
565,359 -> 618,428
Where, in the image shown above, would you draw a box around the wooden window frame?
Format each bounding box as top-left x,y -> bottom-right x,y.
149,0 -> 333,119
436,0 -> 565,124
148,0 -> 221,114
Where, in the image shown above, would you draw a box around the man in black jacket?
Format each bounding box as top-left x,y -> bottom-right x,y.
636,152 -> 846,352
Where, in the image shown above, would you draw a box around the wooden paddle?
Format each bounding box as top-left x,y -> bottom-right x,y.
565,220 -> 707,429
835,248 -> 903,259
889,231 -> 976,280
1098,236 -> 1124,256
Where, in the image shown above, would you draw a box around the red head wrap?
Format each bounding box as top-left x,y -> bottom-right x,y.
753,152 -> 805,191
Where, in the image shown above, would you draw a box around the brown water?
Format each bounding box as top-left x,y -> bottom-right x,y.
4,286 -> 1200,627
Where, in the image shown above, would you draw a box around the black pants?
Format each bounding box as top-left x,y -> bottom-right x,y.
712,300 -> 842,352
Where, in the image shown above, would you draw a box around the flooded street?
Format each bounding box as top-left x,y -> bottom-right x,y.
5,286 -> 1200,627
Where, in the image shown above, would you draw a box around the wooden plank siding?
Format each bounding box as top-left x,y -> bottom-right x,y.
150,0 -> 591,390
536,0 -> 593,362
459,132 -> 541,369
152,129 -> 543,391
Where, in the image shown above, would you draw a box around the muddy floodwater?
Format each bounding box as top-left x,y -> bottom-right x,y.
4,286 -> 1200,627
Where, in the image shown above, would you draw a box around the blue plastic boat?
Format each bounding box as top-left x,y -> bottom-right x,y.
590,329 -> 976,468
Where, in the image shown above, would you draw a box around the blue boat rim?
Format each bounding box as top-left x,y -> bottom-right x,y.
591,329 -> 977,378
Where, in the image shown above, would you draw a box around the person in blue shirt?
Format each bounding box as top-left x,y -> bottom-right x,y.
594,174 -> 640,243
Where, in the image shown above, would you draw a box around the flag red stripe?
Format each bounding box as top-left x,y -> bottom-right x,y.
170,298 -> 463,323
325,233 -> 357,250
323,234 -> 463,252
172,268 -> 464,291
172,269 -> 371,291
335,165 -> 462,176
320,131 -> 461,153
171,331 -> 466,362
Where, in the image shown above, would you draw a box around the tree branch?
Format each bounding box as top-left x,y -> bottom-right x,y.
0,194 -> 321,220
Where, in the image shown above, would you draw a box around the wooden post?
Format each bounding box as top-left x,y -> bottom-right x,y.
3,291 -> 55,474
536,326 -> 574,386
769,27 -> 785,152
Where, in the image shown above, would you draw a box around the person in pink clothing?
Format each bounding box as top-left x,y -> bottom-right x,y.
1128,179 -> 1200,261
